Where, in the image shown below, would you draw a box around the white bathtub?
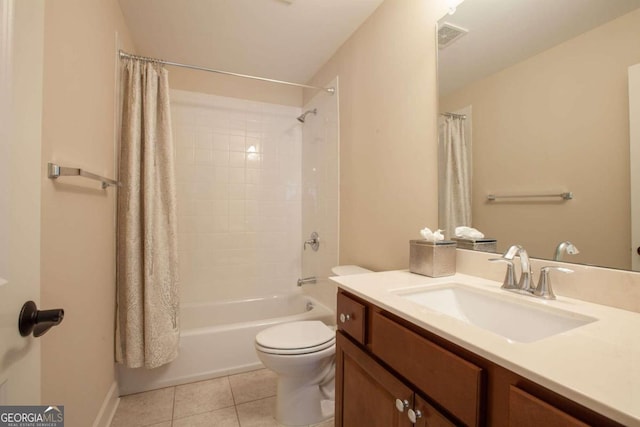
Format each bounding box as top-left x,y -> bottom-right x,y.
117,293 -> 335,395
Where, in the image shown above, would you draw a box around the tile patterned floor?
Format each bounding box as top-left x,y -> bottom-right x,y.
110,369 -> 334,427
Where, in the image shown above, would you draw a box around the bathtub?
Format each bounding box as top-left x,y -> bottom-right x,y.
117,293 -> 335,395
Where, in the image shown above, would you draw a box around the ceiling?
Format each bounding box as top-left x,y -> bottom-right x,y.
438,0 -> 640,96
118,0 -> 384,85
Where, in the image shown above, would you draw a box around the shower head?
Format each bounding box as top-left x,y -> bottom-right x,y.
297,108 -> 317,123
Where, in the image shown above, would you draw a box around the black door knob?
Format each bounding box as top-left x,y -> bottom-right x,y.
18,301 -> 64,337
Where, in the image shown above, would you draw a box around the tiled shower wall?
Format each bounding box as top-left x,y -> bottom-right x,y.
171,90 -> 302,304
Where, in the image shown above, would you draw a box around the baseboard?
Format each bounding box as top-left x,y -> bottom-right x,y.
118,362 -> 263,395
92,381 -> 120,427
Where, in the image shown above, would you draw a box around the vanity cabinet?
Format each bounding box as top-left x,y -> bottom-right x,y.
336,331 -> 454,427
371,311 -> 482,426
336,290 -> 624,427
508,386 -> 589,427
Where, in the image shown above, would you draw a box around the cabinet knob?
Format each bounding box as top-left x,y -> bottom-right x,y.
408,408 -> 423,423
395,398 -> 409,413
339,313 -> 351,323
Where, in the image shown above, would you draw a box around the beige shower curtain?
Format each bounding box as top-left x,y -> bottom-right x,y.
116,58 -> 180,369
439,116 -> 472,239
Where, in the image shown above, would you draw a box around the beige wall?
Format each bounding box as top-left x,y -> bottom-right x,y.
40,0 -> 134,425
307,0 -> 449,272
169,66 -> 302,107
441,9 -> 640,270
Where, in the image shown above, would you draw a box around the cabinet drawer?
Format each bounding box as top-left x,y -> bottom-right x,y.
508,386 -> 589,427
371,311 -> 483,426
337,292 -> 366,344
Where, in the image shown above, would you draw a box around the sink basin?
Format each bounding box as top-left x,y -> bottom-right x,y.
394,284 -> 597,343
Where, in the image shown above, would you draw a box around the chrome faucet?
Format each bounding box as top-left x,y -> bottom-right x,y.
490,245 -> 574,300
554,241 -> 579,261
502,245 -> 533,292
297,276 -> 317,287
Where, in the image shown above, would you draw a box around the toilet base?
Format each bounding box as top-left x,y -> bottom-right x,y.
275,376 -> 335,426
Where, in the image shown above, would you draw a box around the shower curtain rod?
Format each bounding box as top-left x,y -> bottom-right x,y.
119,50 -> 335,95
441,112 -> 467,119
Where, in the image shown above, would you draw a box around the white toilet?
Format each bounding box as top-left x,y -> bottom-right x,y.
255,265 -> 372,426
255,321 -> 335,426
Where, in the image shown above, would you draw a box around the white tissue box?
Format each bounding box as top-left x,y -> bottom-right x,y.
409,240 -> 456,278
452,237 -> 497,253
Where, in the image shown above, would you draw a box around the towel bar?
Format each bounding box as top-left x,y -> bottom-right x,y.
47,162 -> 120,189
487,192 -> 573,201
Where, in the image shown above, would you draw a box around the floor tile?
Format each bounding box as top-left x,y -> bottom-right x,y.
173,377 -> 235,419
229,369 -> 277,404
236,397 -> 280,427
110,387 -> 175,427
310,419 -> 334,427
173,406 -> 240,427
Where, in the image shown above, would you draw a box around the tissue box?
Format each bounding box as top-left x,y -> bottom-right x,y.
409,240 -> 456,277
452,237 -> 497,253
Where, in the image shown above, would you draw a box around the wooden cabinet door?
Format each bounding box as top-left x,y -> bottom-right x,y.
413,395 -> 456,427
336,332 -> 413,427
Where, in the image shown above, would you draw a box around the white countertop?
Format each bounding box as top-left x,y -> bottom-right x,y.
331,270 -> 640,426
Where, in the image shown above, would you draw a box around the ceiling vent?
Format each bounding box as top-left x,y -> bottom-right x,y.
438,22 -> 468,49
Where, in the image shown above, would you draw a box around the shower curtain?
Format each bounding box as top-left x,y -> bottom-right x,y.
439,115 -> 472,239
116,58 -> 180,369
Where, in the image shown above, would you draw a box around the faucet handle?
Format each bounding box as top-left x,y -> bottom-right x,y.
489,258 -> 518,290
534,266 -> 573,300
303,231 -> 320,251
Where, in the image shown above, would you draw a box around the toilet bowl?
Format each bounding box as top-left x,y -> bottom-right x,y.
255,320 -> 336,426
255,265 -> 372,426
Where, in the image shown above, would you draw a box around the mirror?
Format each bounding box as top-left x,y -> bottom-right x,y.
437,0 -> 640,271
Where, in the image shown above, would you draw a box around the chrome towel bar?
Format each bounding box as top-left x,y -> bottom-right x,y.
487,192 -> 573,201
47,162 -> 121,189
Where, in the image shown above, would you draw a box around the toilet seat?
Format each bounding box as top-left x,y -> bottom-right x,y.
255,320 -> 335,355
256,339 -> 335,355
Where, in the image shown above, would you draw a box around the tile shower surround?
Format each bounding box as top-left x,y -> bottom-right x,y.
171,90 -> 302,304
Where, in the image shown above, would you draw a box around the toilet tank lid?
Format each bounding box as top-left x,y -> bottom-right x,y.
331,265 -> 373,276
255,320 -> 335,350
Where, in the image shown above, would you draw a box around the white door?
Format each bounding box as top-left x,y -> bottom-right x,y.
0,0 -> 45,404
630,64 -> 640,272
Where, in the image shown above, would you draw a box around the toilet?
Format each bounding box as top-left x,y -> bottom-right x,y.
255,265 -> 372,426
255,321 -> 335,426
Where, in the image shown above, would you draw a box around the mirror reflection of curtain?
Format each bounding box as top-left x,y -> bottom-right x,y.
438,114 -> 472,239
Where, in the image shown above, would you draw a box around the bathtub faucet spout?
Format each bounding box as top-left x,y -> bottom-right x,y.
297,276 -> 317,287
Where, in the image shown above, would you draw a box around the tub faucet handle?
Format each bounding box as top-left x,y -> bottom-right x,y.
304,232 -> 320,251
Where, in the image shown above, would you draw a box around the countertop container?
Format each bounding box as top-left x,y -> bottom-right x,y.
409,240 -> 456,277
